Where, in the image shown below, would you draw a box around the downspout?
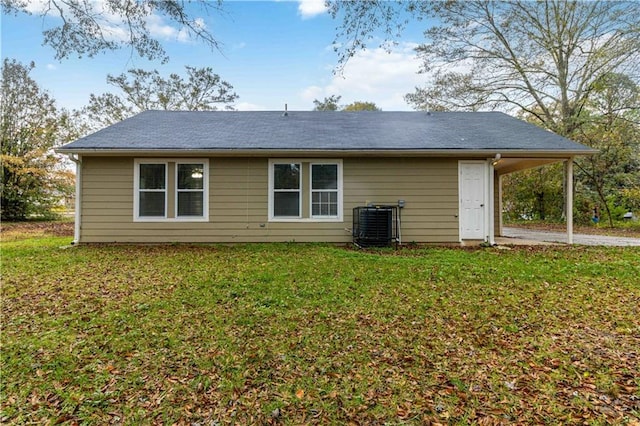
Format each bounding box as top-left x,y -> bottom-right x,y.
68,154 -> 82,244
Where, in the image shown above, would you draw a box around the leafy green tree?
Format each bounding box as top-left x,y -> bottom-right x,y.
329,0 -> 640,226
83,66 -> 239,131
1,0 -> 224,63
1,59 -> 76,220
312,96 -> 382,111
313,95 -> 342,111
330,1 -> 639,137
503,165 -> 564,222
342,101 -> 381,111
619,188 -> 640,214
328,0 -> 411,73
410,1 -> 638,136
503,74 -> 639,226
573,74 -> 640,226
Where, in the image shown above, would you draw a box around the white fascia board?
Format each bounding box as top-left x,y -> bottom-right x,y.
54,148 -> 597,158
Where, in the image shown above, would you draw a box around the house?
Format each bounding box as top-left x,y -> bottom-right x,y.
56,110 -> 595,245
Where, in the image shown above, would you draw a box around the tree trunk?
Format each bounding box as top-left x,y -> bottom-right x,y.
596,187 -> 614,228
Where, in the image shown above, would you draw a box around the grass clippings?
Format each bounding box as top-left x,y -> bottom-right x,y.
1,227 -> 639,425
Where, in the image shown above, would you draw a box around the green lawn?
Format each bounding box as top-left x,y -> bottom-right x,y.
2,232 -> 639,424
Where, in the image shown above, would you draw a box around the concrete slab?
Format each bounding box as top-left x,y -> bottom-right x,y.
502,227 -> 640,246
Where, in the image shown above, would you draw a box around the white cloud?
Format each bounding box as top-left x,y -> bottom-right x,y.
235,102 -> 267,111
147,15 -> 179,38
21,0 -> 198,44
193,17 -> 206,30
46,63 -> 57,70
21,0 -> 48,13
146,13 -> 191,42
324,42 -> 341,52
99,25 -> 130,42
149,15 -> 209,44
176,28 -> 191,43
298,0 -> 328,19
299,43 -> 425,111
85,2 -> 131,42
300,85 -> 324,101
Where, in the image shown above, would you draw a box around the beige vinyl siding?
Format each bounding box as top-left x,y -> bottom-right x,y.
79,156 -> 459,243
344,158 -> 459,243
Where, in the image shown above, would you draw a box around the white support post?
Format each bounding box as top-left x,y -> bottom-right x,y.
566,158 -> 574,245
488,161 -> 495,245
497,174 -> 503,237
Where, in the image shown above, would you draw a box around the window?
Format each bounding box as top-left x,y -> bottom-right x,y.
138,163 -> 167,218
177,163 -> 205,217
269,160 -> 342,222
134,159 -> 208,221
311,164 -> 338,217
272,163 -> 301,218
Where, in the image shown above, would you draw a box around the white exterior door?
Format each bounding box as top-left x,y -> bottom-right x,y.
459,161 -> 487,240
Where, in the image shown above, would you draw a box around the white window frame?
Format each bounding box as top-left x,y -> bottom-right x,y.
134,160 -> 168,221
269,160 -> 302,220
310,162 -> 341,219
175,161 -> 209,221
134,158 -> 209,222
268,159 -> 343,222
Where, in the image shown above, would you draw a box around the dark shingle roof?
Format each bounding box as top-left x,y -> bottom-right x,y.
58,110 -> 594,154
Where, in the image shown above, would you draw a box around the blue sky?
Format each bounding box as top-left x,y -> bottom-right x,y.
1,0 -> 428,112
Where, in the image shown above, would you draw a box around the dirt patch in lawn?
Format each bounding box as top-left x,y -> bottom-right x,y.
1,220 -> 74,241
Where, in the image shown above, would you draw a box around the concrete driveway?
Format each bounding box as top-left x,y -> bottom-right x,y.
501,227 -> 640,246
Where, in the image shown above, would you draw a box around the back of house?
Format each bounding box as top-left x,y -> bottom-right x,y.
57,110 -> 594,244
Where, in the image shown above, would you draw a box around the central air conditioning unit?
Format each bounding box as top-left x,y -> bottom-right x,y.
352,205 -> 398,248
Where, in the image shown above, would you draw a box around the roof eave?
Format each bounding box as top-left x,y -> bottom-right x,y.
55,147 -> 597,158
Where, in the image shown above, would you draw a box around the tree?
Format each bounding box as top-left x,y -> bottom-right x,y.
83,66 -> 239,130
330,0 -> 640,225
1,0 -> 224,63
312,96 -> 382,111
330,1 -> 640,137
342,101 -> 381,111
1,59 -> 76,220
328,1 -> 411,73
406,1 -> 640,137
313,95 -> 342,111
503,73 -> 640,226
503,164 -> 564,222
573,74 -> 640,226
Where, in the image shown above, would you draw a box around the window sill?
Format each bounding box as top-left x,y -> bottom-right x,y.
268,217 -> 343,223
134,217 -> 209,223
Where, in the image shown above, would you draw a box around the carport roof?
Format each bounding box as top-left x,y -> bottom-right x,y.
58,110 -> 596,156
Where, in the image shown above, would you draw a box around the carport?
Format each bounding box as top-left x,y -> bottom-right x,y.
492,155 -> 589,244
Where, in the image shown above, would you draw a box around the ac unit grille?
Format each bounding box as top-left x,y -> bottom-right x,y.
352,206 -> 398,248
